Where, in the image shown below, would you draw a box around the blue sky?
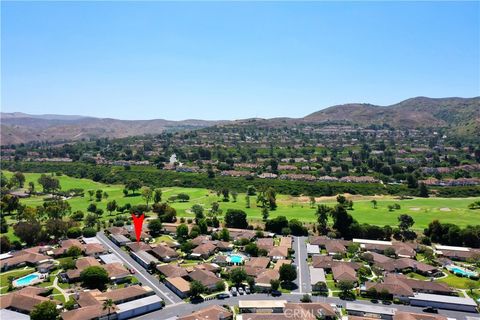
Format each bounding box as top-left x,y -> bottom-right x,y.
2,1 -> 479,120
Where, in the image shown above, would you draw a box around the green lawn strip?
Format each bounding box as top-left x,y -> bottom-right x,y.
435,271 -> 480,289
406,272 -> 428,280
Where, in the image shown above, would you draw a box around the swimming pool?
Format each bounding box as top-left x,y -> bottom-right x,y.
13,273 -> 41,287
449,266 -> 478,278
227,254 -> 245,264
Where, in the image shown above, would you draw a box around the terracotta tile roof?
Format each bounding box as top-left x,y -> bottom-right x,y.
192,242 -> 217,256
189,269 -> 221,287
84,243 -> 107,256
103,263 -> 130,279
62,304 -> 114,320
332,264 -> 357,282
0,286 -> 57,313
255,269 -> 280,285
393,311 -> 448,320
257,238 -> 274,250
279,237 -> 292,249
268,246 -> 288,258
325,241 -> 347,254
274,259 -> 292,270
125,242 -> 152,252
312,255 -> 360,270
102,285 -> 150,303
178,305 -> 232,320
191,235 -> 211,246
166,276 -> 190,293
157,264 -> 188,278
245,257 -> 270,269
150,245 -> 179,259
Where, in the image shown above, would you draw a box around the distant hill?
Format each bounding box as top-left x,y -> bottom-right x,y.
1,97 -> 478,145
0,113 -> 225,145
304,97 -> 480,134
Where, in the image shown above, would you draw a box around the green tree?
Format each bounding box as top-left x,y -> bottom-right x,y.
141,187 -> 153,209
189,280 -> 206,297
418,182 -> 429,198
80,266 -> 109,290
224,209 -> 248,229
13,172 -> 25,188
30,301 -> 59,320
148,219 -> 163,237
270,279 -> 280,291
126,179 -> 142,195
338,280 -> 354,296
153,188 -> 162,204
66,245 -> 82,258
316,204 -> 331,234
261,206 -> 269,221
219,228 -> 230,241
176,224 -> 189,239
371,199 -> 378,209
279,264 -> 297,283
103,298 -> 115,320
106,200 -> 117,215
230,267 -> 247,285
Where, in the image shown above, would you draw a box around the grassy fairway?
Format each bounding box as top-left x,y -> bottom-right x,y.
3,171 -> 479,231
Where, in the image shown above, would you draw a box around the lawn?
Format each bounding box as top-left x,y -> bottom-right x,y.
436,271 -> 480,289
3,171 -> 480,234
0,267 -> 35,287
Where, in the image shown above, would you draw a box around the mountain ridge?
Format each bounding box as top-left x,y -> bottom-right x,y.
1,96 -> 478,145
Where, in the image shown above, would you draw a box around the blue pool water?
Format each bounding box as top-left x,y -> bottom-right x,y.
229,254 -> 244,264
450,267 -> 477,277
15,273 -> 40,286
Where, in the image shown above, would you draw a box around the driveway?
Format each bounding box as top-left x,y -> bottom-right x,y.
96,231 -> 184,305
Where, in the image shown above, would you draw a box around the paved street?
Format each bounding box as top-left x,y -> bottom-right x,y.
292,236 -> 311,294
133,292 -> 478,320
96,231 -> 184,305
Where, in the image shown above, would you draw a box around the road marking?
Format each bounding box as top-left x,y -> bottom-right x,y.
96,233 -> 177,304
296,237 -> 303,293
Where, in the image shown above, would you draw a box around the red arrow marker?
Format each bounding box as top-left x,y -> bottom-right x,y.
131,213 -> 145,243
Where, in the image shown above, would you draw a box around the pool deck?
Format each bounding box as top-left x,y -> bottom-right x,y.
12,272 -> 45,288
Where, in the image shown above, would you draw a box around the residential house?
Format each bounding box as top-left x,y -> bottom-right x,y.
157,264 -> 188,278
165,277 -> 190,298
188,269 -> 222,291
268,246 -> 288,261
0,286 -> 58,315
178,305 -> 233,320
149,245 -> 179,262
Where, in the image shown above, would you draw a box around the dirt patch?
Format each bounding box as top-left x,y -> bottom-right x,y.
285,193 -> 392,204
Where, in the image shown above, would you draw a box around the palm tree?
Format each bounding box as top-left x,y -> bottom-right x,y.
102,298 -> 114,320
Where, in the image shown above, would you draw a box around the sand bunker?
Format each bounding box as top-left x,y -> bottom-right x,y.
410,207 -> 421,211
440,207 -> 451,212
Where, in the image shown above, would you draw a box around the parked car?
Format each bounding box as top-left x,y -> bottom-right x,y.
423,307 -> 438,314
245,287 -> 251,294
230,287 -> 238,296
271,290 -> 282,297
381,300 -> 392,305
129,269 -> 135,274
190,296 -> 204,304
370,299 -> 378,304
217,293 -> 230,300
238,287 -> 245,295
